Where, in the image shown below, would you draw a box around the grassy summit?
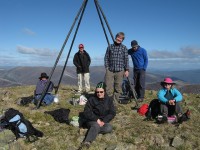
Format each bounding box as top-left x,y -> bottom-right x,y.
0,85 -> 200,150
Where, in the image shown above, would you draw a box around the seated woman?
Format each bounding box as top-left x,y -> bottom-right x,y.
33,72 -> 55,106
157,78 -> 183,122
81,82 -> 116,148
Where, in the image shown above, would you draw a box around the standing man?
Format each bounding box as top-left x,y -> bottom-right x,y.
73,44 -> 91,93
128,40 -> 148,102
104,32 -> 129,103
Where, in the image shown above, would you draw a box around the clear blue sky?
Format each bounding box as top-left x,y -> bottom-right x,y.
0,0 -> 200,71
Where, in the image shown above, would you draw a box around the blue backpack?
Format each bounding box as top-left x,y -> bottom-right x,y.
0,108 -> 43,141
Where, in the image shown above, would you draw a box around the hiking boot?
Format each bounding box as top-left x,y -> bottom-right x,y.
137,98 -> 144,103
178,111 -> 190,123
78,141 -> 91,150
83,141 -> 91,147
185,109 -> 191,119
157,115 -> 167,124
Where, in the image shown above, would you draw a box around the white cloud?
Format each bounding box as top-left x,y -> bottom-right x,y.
149,46 -> 200,59
17,45 -> 57,57
22,28 -> 36,36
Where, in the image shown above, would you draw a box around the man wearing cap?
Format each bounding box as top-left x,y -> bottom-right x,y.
34,72 -> 55,105
104,32 -> 129,103
73,44 -> 91,93
128,40 -> 148,102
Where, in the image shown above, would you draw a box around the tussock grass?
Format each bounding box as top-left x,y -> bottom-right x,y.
0,85 -> 200,150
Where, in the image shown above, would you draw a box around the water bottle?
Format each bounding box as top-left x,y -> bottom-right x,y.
54,94 -> 59,103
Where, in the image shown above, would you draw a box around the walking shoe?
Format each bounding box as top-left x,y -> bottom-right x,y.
78,141 -> 91,150
178,110 -> 190,123
137,98 -> 144,103
185,109 -> 191,119
83,141 -> 91,147
157,115 -> 167,124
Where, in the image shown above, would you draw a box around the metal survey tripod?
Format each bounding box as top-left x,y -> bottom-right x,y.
36,0 -> 115,108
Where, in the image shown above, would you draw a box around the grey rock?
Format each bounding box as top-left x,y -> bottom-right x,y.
171,136 -> 184,147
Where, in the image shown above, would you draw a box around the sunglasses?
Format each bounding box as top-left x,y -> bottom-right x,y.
164,83 -> 172,86
96,91 -> 104,93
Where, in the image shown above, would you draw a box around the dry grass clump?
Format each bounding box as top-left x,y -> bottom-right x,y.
0,85 -> 200,150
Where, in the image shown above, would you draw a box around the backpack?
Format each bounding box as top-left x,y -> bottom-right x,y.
17,96 -> 33,106
122,79 -> 130,96
146,99 -> 161,120
119,79 -> 135,104
0,108 -> 43,141
44,108 -> 70,124
137,104 -> 149,116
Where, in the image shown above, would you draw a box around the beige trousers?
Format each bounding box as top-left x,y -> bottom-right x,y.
105,69 -> 124,102
78,73 -> 90,92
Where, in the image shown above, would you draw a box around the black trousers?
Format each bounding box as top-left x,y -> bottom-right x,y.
133,69 -> 146,99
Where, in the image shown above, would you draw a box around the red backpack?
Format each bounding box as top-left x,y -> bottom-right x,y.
137,104 -> 149,116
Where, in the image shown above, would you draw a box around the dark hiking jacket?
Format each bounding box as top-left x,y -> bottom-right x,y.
73,50 -> 91,74
35,80 -> 54,95
83,94 -> 116,123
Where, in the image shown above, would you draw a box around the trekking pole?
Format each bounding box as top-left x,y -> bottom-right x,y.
127,77 -> 139,108
36,0 -> 88,109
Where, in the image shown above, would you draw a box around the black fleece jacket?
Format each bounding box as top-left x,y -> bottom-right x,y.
83,94 -> 116,123
73,50 -> 91,74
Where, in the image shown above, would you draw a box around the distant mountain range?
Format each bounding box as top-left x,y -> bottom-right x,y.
0,66 -> 199,94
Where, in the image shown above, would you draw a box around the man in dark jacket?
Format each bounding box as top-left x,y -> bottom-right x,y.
73,44 -> 91,93
80,82 -> 116,148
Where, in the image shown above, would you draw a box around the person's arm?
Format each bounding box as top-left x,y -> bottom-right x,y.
128,49 -> 131,55
173,88 -> 183,102
157,89 -> 168,103
73,53 -> 80,68
47,81 -> 54,93
83,98 -> 99,121
86,51 -> 91,66
143,49 -> 148,70
35,81 -> 42,95
104,46 -> 110,69
124,47 -> 129,70
101,98 -> 116,123
124,47 -> 129,77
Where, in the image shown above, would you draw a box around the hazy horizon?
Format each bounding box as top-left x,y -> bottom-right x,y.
0,65 -> 199,72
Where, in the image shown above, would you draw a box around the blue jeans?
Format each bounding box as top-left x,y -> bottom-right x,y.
34,94 -> 54,105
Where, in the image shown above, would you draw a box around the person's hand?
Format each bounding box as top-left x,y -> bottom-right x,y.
97,119 -> 101,125
97,119 -> 105,127
169,100 -> 175,105
124,71 -> 129,77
